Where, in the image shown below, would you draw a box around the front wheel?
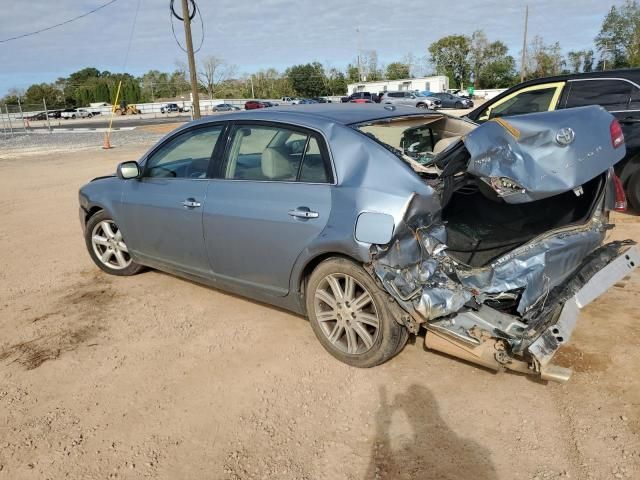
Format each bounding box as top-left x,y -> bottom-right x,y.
306,258 -> 408,368
416,103 -> 427,109
84,211 -> 144,276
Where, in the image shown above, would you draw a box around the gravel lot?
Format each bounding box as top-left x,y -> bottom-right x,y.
0,130 -> 639,479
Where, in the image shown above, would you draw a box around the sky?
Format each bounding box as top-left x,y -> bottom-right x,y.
0,0 -> 626,97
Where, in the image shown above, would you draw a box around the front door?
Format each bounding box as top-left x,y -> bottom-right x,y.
203,122 -> 333,296
119,124 -> 224,277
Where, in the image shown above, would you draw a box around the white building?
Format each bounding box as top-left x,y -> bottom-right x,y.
347,76 -> 449,95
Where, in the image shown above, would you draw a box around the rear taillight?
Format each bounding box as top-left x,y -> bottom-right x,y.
611,171 -> 627,212
610,119 -> 624,149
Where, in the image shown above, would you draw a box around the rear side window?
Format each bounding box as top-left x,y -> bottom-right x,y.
566,79 -> 632,111
223,125 -> 332,183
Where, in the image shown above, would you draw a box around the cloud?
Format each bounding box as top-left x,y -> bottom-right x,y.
0,0 -> 624,95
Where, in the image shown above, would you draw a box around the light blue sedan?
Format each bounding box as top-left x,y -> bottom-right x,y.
79,104 -> 637,380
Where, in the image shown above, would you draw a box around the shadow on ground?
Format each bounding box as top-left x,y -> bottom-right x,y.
366,384 -> 496,480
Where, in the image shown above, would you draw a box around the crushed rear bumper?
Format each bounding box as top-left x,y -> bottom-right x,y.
528,245 -> 639,380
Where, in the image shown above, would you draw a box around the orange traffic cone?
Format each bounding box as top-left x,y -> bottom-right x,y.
102,133 -> 112,150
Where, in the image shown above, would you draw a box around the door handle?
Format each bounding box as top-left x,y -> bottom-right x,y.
288,207 -> 319,219
182,198 -> 202,208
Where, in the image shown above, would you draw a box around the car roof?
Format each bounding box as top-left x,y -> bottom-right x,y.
191,104 -> 435,127
513,68 -> 640,87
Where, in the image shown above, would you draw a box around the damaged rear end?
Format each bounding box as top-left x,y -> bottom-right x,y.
368,106 -> 639,382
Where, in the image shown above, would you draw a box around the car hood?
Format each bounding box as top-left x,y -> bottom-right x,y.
463,105 -> 626,203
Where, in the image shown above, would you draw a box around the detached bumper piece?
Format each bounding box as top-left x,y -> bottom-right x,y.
528,244 -> 639,382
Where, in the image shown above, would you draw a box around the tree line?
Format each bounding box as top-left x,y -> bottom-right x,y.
3,1 -> 639,108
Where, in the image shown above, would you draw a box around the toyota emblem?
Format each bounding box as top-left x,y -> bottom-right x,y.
555,127 -> 575,146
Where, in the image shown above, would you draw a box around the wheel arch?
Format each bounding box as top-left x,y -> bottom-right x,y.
293,251 -> 364,314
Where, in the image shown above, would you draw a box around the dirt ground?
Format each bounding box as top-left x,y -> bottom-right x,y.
0,141 -> 639,480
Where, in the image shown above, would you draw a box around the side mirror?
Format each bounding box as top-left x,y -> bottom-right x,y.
117,161 -> 141,179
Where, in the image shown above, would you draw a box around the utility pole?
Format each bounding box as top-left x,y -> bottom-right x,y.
520,5 -> 529,83
181,0 -> 201,119
356,27 -> 363,82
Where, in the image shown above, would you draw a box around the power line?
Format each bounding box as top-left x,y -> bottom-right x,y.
0,0 -> 119,44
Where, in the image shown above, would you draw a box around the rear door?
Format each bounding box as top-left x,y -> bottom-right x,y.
203,122 -> 333,296
119,124 -> 225,277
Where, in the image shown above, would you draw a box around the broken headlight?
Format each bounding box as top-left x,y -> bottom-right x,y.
483,176 -> 526,197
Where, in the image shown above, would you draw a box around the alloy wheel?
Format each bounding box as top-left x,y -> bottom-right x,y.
91,220 -> 132,270
314,273 -> 380,355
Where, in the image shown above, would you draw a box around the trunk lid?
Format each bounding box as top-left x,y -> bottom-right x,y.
463,105 -> 626,204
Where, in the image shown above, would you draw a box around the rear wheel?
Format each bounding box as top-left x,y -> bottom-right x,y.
306,258 -> 408,367
85,211 -> 143,276
626,169 -> 640,212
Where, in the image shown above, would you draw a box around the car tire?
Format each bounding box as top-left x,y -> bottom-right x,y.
455,101 -> 463,109
88,113 -> 93,118
84,210 -> 144,277
306,257 -> 409,368
72,114 -> 76,119
416,103 -> 427,109
626,169 -> 640,212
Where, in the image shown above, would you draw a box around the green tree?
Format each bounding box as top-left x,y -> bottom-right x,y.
285,62 -> 327,97
24,83 -> 65,108
524,36 -> 564,79
346,64 -> 360,83
595,0 -> 640,69
428,35 -> 471,88
468,31 -> 516,88
385,62 -> 410,80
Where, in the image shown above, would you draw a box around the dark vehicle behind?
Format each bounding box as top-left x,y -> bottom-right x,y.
466,69 -> 640,210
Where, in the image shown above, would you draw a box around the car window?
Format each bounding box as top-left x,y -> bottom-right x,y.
630,87 -> 640,109
224,125 -> 330,182
566,79 -> 632,111
145,126 -> 222,179
488,87 -> 558,119
299,137 -> 331,183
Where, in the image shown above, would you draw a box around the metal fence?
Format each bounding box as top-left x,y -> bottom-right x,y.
0,95 -> 349,137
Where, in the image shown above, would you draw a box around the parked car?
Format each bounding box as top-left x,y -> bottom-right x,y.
281,97 -> 301,104
212,104 -> 240,112
342,92 -> 375,103
380,91 -> 441,109
297,99 -> 318,104
79,104 -> 637,383
244,100 -> 267,110
25,112 -> 48,121
311,97 -> 332,103
350,98 -> 374,103
47,110 -> 64,119
61,108 -> 93,119
160,103 -> 189,114
262,101 -> 279,107
447,88 -> 472,99
466,69 -> 640,211
428,92 -> 474,109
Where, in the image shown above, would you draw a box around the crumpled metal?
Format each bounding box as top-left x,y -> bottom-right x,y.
464,105 -> 626,204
